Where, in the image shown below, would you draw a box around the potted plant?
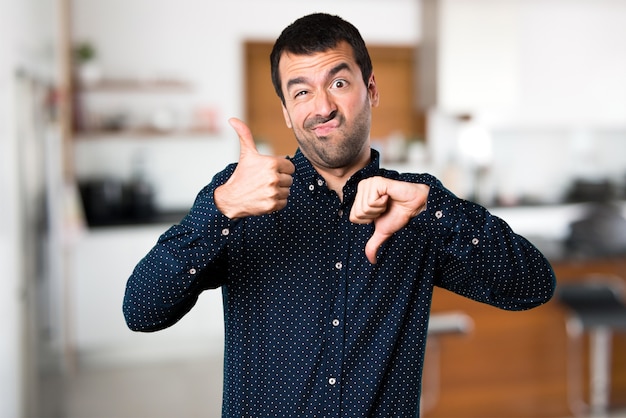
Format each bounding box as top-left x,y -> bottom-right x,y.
74,42 -> 101,86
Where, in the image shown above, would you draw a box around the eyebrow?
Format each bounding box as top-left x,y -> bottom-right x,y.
285,62 -> 351,91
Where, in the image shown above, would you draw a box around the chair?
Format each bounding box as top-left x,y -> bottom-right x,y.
557,276 -> 626,418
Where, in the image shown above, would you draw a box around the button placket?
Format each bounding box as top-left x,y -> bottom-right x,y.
323,201 -> 351,405
324,253 -> 346,399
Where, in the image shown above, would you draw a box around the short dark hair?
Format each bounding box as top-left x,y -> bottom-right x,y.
270,13 -> 373,104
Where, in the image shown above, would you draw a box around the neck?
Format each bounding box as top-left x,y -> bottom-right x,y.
314,153 -> 371,202
318,170 -> 350,202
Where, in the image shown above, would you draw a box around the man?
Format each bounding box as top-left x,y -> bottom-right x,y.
123,13 -> 555,417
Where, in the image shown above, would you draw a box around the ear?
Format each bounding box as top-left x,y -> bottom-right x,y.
367,74 -> 380,107
281,104 -> 292,128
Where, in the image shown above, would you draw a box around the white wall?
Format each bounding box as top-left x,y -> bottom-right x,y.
424,0 -> 626,125
437,0 -> 521,112
72,0 -> 421,113
515,0 -> 626,127
494,0 -> 626,204
420,0 -> 626,204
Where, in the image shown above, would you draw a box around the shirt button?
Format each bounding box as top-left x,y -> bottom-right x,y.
317,179 -> 324,186
328,377 -> 337,385
471,237 -> 479,245
189,268 -> 197,275
338,209 -> 344,217
335,261 -> 343,270
309,184 -> 315,191
221,228 -> 230,236
332,319 -> 340,327
435,210 -> 443,219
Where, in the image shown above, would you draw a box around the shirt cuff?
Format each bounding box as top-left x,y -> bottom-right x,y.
179,183 -> 240,244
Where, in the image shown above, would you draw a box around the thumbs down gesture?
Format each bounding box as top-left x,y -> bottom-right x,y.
350,177 -> 430,264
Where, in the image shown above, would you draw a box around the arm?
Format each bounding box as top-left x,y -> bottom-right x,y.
122,167 -> 237,332
351,173 -> 555,310
420,180 -> 555,310
123,118 -> 295,332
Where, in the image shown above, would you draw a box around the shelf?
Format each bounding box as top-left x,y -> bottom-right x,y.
72,77 -> 223,139
80,78 -> 193,93
75,127 -> 219,139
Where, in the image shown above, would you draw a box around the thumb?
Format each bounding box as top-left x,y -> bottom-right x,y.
364,228 -> 391,264
229,117 -> 258,156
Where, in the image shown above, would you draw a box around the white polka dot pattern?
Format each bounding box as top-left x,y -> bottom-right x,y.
123,149 -> 556,417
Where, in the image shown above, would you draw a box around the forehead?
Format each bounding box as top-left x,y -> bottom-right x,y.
278,41 -> 359,85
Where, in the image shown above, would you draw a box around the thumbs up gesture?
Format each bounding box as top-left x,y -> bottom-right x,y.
350,177 -> 430,264
215,118 -> 295,219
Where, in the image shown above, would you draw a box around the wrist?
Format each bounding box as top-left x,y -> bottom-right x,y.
215,184 -> 242,219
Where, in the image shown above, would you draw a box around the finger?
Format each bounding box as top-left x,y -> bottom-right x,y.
364,229 -> 391,264
277,158 -> 296,175
228,117 -> 258,156
350,193 -> 388,224
278,172 -> 294,188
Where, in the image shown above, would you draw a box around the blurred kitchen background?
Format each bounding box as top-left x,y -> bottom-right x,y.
2,0 -> 626,417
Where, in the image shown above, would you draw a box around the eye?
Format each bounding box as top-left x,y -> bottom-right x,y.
294,90 -> 308,99
331,79 -> 348,89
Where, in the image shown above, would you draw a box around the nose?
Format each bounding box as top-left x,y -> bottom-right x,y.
313,89 -> 336,119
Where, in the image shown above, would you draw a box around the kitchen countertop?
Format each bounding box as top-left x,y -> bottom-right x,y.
86,210 -> 188,228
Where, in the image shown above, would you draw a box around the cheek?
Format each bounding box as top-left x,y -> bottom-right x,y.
281,106 -> 293,129
286,105 -> 311,130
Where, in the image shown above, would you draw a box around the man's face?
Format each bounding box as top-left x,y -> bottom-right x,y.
278,41 -> 379,172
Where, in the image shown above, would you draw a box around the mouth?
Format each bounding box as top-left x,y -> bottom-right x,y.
312,121 -> 339,137
307,111 -> 341,137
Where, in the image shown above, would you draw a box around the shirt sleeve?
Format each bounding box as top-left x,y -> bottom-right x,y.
122,164 -> 238,332
400,172 -> 556,311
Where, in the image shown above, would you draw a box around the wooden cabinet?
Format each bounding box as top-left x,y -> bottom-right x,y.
424,257 -> 626,417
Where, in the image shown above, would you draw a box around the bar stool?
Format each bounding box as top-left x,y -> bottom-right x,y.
557,276 -> 626,418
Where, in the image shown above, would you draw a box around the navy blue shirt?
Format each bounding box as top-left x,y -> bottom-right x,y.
123,149 -> 555,417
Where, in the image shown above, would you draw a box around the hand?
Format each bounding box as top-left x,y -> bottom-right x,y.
215,118 -> 295,219
350,177 -> 430,264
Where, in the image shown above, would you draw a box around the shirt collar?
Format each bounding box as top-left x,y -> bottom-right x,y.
289,148 -> 381,189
